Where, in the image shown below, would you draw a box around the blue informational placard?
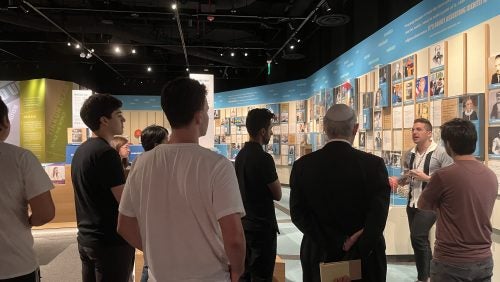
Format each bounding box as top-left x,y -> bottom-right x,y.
65,144 -> 79,164
66,144 -> 145,164
129,145 -> 145,162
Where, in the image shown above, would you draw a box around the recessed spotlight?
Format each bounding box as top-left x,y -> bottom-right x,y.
75,44 -> 81,49
230,52 -> 235,57
220,53 -> 223,56
186,68 -> 189,72
114,47 -> 121,53
131,49 -> 136,54
171,3 -> 177,10
204,68 -> 209,72
79,52 -> 86,58
86,53 -> 92,59
297,39 -> 301,43
147,66 -> 152,72
67,42 -> 71,46
290,45 -> 295,50
90,49 -> 95,53
244,52 -> 248,57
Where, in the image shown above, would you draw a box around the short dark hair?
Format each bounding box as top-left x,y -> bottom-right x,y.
245,108 -> 275,137
440,118 -> 476,155
161,77 -> 207,128
413,118 -> 432,131
141,125 -> 169,151
0,98 -> 8,128
80,94 -> 123,131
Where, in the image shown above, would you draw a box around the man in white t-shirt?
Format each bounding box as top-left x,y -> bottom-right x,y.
0,98 -> 55,281
117,78 -> 246,282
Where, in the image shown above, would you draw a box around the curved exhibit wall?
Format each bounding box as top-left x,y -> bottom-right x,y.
211,0 -> 500,257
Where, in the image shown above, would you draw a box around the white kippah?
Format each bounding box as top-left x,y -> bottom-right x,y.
325,104 -> 355,121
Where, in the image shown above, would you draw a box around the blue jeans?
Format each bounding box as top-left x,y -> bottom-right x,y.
430,257 -> 493,282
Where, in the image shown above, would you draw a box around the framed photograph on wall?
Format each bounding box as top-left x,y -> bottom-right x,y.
403,55 -> 415,81
488,89 -> 500,123
391,61 -> 403,83
415,76 -> 428,103
488,53 -> 500,88
358,131 -> 366,148
415,103 -> 430,120
404,80 -> 414,105
362,92 -> 372,109
488,127 -> 500,159
374,111 -> 382,130
392,84 -> 402,105
429,70 -> 445,99
266,104 -> 280,124
430,42 -> 445,72
459,95 -> 479,121
374,131 -> 382,150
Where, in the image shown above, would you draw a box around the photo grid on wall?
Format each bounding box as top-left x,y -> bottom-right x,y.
213,13 -> 499,199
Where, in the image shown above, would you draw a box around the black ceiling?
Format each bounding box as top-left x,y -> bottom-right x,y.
0,0 -> 422,95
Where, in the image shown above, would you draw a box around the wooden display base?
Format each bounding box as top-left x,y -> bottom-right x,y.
134,251 -> 285,282
32,221 -> 76,230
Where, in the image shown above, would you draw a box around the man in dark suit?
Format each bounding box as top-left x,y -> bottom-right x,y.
491,54 -> 500,84
290,104 -> 390,282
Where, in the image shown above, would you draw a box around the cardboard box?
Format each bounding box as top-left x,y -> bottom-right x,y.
320,259 -> 361,281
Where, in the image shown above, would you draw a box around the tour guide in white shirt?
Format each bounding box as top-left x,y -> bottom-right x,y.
392,118 -> 452,282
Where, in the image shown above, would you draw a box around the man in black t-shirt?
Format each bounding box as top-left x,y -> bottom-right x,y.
235,108 -> 282,282
71,94 -> 134,282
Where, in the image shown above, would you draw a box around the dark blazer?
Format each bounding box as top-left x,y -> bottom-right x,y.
290,141 -> 390,282
492,73 -> 500,84
491,103 -> 499,120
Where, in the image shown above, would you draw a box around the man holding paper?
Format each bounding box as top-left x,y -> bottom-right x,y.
290,104 -> 391,282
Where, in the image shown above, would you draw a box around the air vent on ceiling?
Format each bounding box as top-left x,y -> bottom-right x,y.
315,13 -> 350,27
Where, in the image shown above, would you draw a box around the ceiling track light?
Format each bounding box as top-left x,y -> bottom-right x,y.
322,2 -> 332,12
19,3 -> 30,14
269,0 -> 327,65
20,0 -> 124,80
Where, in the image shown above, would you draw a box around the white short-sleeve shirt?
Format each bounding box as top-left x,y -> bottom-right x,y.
119,143 -> 245,282
0,142 -> 54,279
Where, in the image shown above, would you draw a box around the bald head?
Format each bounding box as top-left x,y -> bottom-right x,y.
323,104 -> 358,141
